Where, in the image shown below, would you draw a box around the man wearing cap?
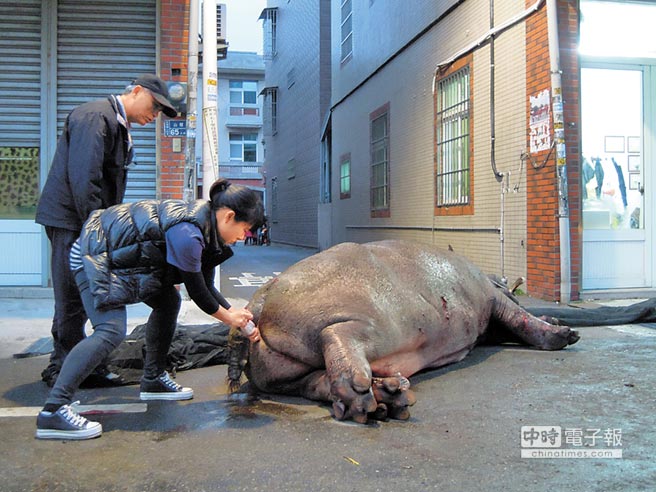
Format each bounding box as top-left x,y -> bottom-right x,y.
35,74 -> 178,388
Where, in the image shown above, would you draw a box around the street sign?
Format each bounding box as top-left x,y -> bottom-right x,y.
164,120 -> 187,137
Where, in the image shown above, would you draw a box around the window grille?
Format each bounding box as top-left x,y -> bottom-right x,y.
370,111 -> 389,211
436,67 -> 470,207
261,8 -> 278,59
340,0 -> 352,62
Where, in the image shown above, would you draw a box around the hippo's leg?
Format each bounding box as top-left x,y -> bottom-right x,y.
245,340 -> 317,395
492,292 -> 580,350
319,320 -> 415,423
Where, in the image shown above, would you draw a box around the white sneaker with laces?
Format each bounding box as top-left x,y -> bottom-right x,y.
35,401 -> 102,440
140,372 -> 194,401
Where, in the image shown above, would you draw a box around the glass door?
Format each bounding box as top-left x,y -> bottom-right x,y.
580,67 -> 647,289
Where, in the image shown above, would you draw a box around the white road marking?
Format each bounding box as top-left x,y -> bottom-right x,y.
0,403 -> 148,418
607,324 -> 656,337
228,272 -> 281,287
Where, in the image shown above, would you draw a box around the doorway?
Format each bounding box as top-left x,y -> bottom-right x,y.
578,0 -> 656,292
580,67 -> 648,289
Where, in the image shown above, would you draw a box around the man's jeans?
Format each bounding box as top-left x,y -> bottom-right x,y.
45,226 -> 87,369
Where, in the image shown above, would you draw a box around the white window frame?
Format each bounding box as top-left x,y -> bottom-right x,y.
229,132 -> 258,162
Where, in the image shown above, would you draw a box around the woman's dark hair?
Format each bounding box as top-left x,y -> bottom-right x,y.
209,178 -> 265,228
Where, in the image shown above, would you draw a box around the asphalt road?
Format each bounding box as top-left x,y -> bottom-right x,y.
0,242 -> 654,491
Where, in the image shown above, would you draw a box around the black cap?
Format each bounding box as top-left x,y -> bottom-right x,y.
132,74 -> 178,117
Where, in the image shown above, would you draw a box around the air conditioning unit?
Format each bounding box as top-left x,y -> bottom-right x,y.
216,3 -> 226,41
199,2 -> 228,59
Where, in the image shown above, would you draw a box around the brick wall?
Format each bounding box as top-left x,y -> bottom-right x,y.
159,0 -> 189,199
560,0 -> 581,300
525,0 -> 580,301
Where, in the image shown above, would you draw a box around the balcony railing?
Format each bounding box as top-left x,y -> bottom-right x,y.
226,105 -> 263,128
217,160 -> 264,180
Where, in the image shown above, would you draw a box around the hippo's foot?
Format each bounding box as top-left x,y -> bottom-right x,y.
538,326 -> 580,350
330,373 -> 377,424
331,374 -> 416,423
370,374 -> 417,420
493,293 -> 580,351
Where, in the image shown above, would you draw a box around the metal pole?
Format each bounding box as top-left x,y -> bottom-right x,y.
202,0 -> 219,199
546,0 -> 571,303
183,0 -> 200,202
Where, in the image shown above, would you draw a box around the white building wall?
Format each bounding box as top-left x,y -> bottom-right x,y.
217,52 -> 265,183
329,0 -> 529,282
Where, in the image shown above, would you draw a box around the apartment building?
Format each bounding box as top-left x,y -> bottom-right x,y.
318,0 -> 656,302
260,0 -> 332,248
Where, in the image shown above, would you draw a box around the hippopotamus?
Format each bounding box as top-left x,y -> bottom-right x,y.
228,240 -> 579,423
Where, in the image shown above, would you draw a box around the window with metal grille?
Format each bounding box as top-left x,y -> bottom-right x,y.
263,87 -> 278,135
340,0 -> 353,63
435,66 -> 471,208
261,7 -> 278,59
271,176 -> 278,221
287,158 -> 296,180
370,104 -> 389,215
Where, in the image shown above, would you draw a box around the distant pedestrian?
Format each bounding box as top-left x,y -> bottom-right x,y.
35,75 -> 178,388
36,179 -> 264,440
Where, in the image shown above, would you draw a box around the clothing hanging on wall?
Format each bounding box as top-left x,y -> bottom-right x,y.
612,157 -> 628,208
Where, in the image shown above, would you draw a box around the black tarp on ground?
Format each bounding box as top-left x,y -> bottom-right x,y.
524,298 -> 656,327
107,322 -> 230,384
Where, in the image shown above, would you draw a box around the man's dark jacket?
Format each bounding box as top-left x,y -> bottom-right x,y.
79,199 -> 233,310
35,96 -> 130,231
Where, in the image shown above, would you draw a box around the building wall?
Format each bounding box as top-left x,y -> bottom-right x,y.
331,0 -> 463,104
263,0 -> 331,248
524,0 -> 581,300
159,0 -> 189,199
329,0 -> 531,285
559,0 -> 581,300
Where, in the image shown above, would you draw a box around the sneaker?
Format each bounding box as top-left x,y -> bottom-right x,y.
140,372 -> 194,401
35,402 -> 102,440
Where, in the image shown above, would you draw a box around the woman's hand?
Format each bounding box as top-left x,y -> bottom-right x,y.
227,307 -> 260,342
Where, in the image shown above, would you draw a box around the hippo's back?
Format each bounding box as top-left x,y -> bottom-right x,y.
249,240 -> 497,366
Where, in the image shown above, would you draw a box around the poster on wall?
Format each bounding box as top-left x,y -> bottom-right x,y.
529,89 -> 551,153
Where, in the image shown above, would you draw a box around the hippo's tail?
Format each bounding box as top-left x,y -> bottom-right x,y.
226,327 -> 250,393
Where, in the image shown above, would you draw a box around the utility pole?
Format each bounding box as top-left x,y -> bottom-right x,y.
183,0 -> 200,202
201,0 -> 219,199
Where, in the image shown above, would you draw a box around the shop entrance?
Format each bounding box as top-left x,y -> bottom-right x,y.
579,0 -> 656,291
580,67 -> 648,289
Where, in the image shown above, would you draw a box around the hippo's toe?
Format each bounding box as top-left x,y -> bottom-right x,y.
568,329 -> 580,345
370,375 -> 416,421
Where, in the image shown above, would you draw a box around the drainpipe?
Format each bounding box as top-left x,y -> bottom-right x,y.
489,0 -> 506,284
489,0 -> 503,183
546,0 -> 571,302
183,0 -> 200,203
